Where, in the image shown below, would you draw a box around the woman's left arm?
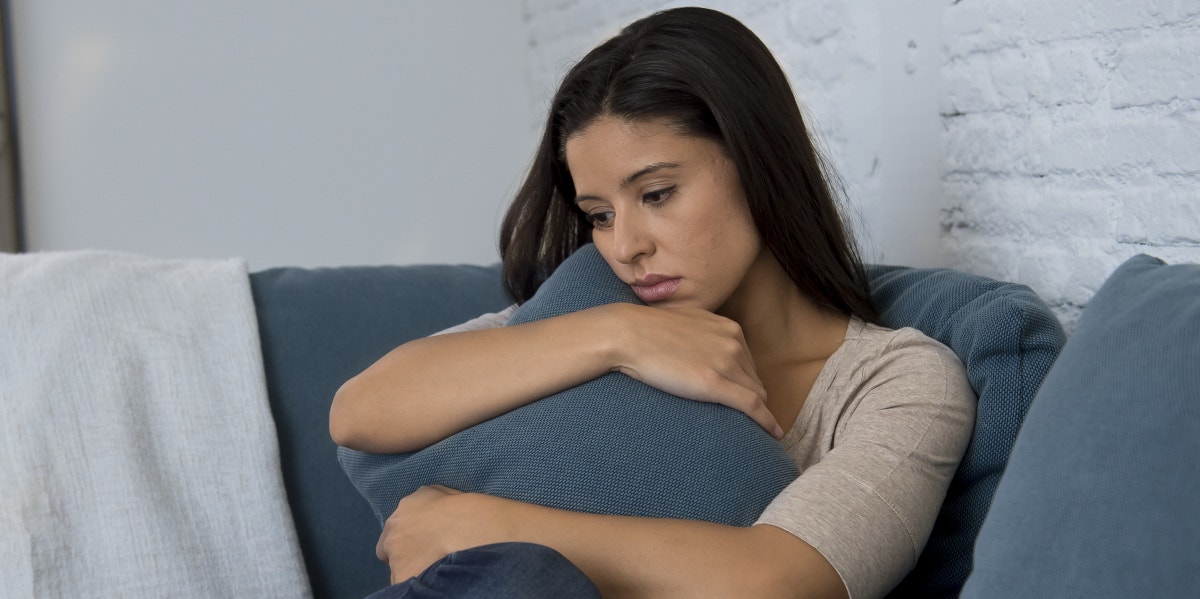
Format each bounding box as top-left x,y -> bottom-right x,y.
380,485 -> 848,599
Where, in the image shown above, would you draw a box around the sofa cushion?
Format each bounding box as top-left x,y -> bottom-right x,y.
251,264 -> 510,599
868,265 -> 1066,599
960,254 -> 1200,597
337,244 -> 800,527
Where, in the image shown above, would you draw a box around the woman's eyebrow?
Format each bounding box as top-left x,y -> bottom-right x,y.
574,162 -> 683,204
620,162 -> 682,189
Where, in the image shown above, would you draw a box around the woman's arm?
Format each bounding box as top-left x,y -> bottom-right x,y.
380,486 -> 848,599
330,307 -> 616,453
329,303 -> 779,453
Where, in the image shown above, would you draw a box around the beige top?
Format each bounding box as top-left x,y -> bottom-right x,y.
754,317 -> 974,599
438,309 -> 976,599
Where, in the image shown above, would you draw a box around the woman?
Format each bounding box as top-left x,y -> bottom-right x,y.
330,7 -> 974,599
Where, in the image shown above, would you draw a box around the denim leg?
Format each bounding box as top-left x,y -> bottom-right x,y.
364,542 -> 602,599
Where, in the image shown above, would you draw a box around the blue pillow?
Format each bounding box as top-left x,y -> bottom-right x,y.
338,244 -> 800,527
868,265 -> 1066,599
960,255 -> 1200,598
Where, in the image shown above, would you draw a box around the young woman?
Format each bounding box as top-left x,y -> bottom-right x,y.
330,7 -> 974,599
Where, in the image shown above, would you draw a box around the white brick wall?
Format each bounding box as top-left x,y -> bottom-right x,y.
523,0 -> 1200,332
944,0 -> 1200,331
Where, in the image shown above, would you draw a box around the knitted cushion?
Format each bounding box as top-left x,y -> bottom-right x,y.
338,244 -> 799,527
960,255 -> 1200,597
869,265 -> 1066,599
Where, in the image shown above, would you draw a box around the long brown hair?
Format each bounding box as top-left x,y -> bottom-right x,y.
499,7 -> 878,323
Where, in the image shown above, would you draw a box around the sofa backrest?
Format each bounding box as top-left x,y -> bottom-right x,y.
250,263 -> 510,599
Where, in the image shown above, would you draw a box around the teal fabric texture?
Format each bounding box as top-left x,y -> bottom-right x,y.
338,244 -> 800,527
252,263 -> 510,599
868,265 -> 1067,599
960,255 -> 1200,598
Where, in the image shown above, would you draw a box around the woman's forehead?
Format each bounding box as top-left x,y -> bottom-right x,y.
566,118 -> 715,171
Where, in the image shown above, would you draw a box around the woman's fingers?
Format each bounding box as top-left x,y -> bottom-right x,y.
604,305 -> 784,437
702,370 -> 782,438
377,485 -> 471,583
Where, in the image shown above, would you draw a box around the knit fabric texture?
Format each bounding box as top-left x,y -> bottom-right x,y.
338,244 -> 800,527
868,265 -> 1067,599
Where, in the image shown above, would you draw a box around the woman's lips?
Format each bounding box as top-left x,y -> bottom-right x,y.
631,276 -> 682,303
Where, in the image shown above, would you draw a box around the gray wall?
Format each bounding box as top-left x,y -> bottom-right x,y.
14,0 -> 1199,329
1,13 -> 17,253
10,1 -> 535,268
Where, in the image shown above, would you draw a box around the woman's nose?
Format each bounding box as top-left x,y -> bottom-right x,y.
611,212 -> 654,264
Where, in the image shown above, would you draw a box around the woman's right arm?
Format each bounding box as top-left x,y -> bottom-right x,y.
328,303 -> 777,454
330,306 -> 620,453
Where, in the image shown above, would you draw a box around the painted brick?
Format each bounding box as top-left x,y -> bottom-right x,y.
946,176 -> 1119,242
943,236 -> 1023,282
944,41 -> 1107,115
738,8 -> 796,54
811,76 -> 882,181
986,47 -> 1049,112
1040,107 -> 1200,175
944,1 -> 1021,59
1016,243 -> 1111,306
945,0 -> 1200,58
1111,30 -> 1200,108
944,112 -> 1039,175
787,0 -> 846,45
780,37 -> 863,86
942,54 -> 1003,115
1115,181 -> 1200,245
1020,0 -> 1163,42
1032,43 -> 1107,107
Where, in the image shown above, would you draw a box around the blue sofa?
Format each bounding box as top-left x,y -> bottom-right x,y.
250,254 -> 1199,598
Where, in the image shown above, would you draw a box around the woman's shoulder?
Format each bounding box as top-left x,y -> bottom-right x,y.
845,318 -> 964,374
834,317 -> 974,409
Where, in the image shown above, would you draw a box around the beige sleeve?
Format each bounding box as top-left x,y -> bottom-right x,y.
430,304 -> 518,336
755,334 -> 976,599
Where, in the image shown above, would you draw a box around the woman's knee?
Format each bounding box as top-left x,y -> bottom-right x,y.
446,542 -> 599,597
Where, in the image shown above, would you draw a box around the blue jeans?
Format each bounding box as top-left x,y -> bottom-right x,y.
364,542 -> 602,598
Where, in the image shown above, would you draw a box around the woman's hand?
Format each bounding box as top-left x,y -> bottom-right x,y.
597,303 -> 783,438
376,486 -> 516,584
378,485 -> 846,598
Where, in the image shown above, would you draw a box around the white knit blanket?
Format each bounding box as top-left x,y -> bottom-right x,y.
0,251 -> 311,598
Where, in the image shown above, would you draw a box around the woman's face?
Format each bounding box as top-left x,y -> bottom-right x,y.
565,116 -> 766,314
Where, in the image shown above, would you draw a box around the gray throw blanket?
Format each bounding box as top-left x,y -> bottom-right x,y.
0,251 -> 310,597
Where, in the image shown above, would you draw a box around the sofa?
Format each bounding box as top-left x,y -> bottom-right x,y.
252,252 -> 1198,599
4,251 -> 1196,598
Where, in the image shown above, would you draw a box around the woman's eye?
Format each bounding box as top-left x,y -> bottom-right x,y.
642,186 -> 676,205
586,210 -> 615,229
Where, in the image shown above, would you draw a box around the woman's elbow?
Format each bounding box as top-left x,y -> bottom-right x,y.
328,377 -> 363,448
329,375 -> 396,450
329,376 -> 426,453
